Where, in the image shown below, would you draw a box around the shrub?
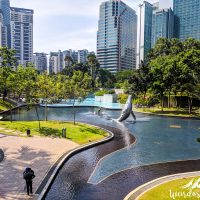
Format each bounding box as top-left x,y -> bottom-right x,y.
118,94 -> 129,104
107,90 -> 115,94
95,89 -> 115,96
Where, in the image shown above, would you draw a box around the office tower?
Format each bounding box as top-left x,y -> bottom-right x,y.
33,53 -> 48,73
137,1 -> 154,68
0,0 -> 11,47
97,0 -> 137,73
10,7 -> 33,66
151,8 -> 174,47
49,50 -> 63,74
174,0 -> 200,40
137,1 -> 174,67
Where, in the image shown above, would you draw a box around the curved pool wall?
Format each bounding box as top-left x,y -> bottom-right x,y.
2,107 -> 200,199
40,97 -> 122,110
40,125 -> 136,200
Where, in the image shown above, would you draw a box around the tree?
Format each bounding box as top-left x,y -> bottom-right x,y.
62,55 -> 74,76
0,47 -> 17,101
64,71 -> 92,125
115,70 -> 134,89
87,54 -> 100,89
177,48 -> 200,113
36,73 -> 55,121
129,62 -> 152,102
97,68 -> 116,88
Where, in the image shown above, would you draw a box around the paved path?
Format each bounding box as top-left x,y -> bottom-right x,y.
124,171 -> 200,200
0,134 -> 78,200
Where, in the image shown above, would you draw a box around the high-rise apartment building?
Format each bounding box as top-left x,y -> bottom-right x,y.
0,10 -> 7,46
174,0 -> 200,40
33,52 -> 48,73
78,49 -> 88,64
10,7 -> 34,65
49,49 -> 95,74
49,50 -> 63,74
97,0 -> 137,73
151,8 -> 174,47
0,0 -> 11,47
63,49 -> 74,67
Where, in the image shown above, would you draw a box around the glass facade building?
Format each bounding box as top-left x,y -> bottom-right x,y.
174,0 -> 200,40
10,7 -> 34,65
151,8 -> 174,47
137,1 -> 174,67
97,0 -> 137,73
0,0 -> 11,47
137,1 -> 154,68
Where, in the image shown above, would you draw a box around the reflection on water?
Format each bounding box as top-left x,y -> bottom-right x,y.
2,107 -> 200,185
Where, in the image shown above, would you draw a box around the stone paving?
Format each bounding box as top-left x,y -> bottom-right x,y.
0,133 -> 78,200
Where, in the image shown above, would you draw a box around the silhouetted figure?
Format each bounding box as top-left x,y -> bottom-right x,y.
23,167 -> 35,195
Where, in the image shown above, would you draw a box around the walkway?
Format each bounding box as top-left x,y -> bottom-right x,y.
0,133 -> 78,200
124,171 -> 200,200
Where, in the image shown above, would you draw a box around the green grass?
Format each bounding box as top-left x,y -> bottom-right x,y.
139,176 -> 200,200
0,121 -> 108,144
0,99 -> 14,112
134,107 -> 200,118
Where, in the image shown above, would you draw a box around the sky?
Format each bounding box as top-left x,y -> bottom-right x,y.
10,0 -> 172,54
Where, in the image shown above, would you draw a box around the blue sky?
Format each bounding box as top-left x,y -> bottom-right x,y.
10,0 -> 172,53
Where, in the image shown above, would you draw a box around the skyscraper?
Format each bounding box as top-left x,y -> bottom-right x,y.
151,8 -> 174,47
10,7 -> 34,65
0,0 -> 11,47
137,1 -> 154,67
97,0 -> 137,73
174,0 -> 200,40
33,53 -> 48,73
137,1 -> 174,67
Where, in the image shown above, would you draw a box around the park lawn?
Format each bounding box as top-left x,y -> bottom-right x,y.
0,121 -> 108,144
139,176 -> 200,200
134,107 -> 200,118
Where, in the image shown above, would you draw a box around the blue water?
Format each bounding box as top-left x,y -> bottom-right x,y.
88,116 -> 200,184
40,98 -> 122,110
2,107 -> 200,185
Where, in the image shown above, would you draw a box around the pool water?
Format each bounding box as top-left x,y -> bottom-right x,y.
40,97 -> 122,110
2,107 -> 200,185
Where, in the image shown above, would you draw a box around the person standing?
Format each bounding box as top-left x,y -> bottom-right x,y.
23,167 -> 35,195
